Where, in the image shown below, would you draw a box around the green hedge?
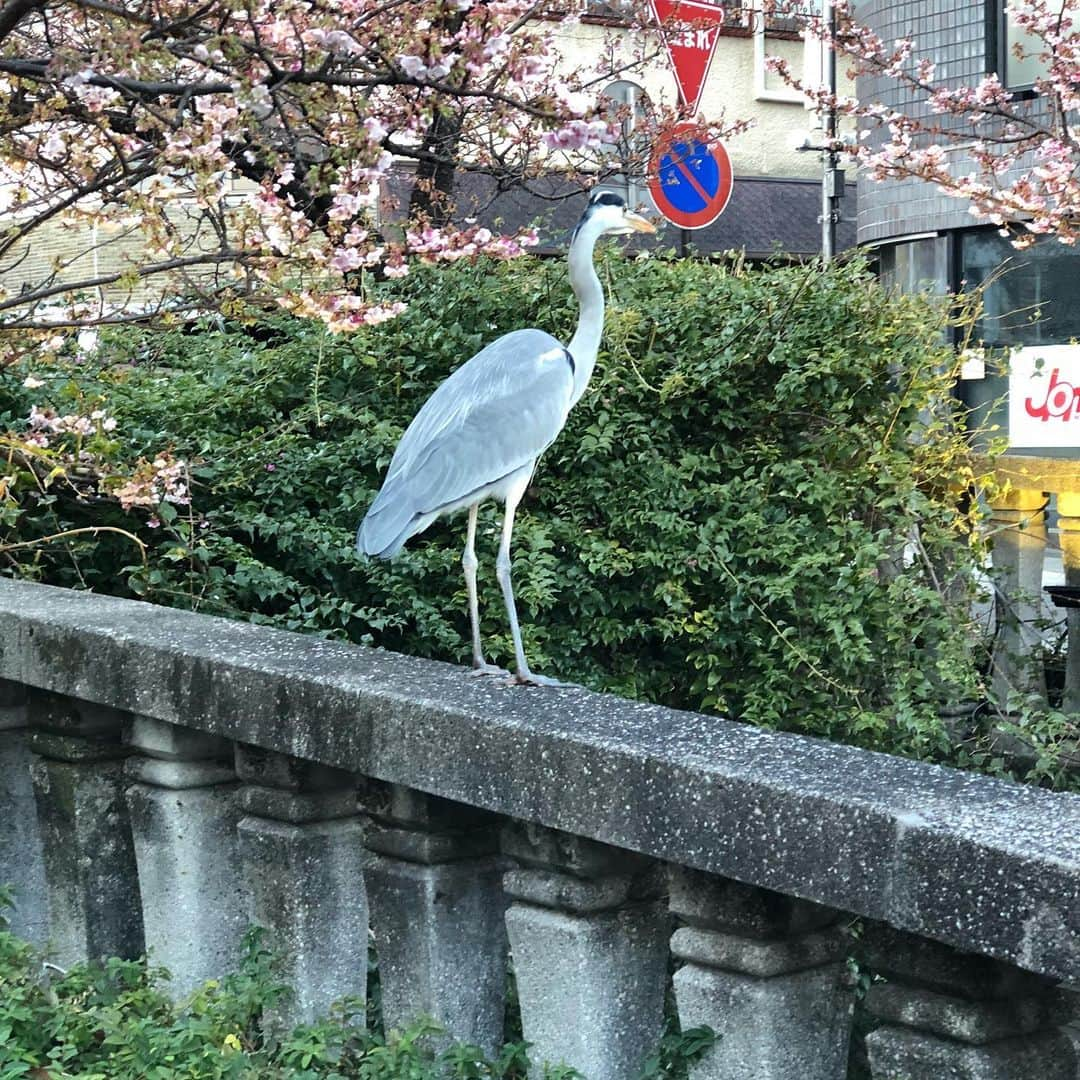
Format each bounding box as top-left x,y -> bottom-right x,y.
0,909 -> 714,1079
0,254 -> 1016,770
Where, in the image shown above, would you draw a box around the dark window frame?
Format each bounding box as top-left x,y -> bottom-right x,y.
985,0 -> 1040,96
958,224 -> 1080,348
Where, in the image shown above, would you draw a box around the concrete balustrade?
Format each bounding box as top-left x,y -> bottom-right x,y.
668,867 -> 853,1080
503,823 -> 669,1079
27,688 -> 143,967
361,783 -> 508,1055
236,745 -> 368,1029
0,578 -> 1078,1079
862,926 -> 1077,1080
0,677 -> 46,945
126,714 -> 248,996
988,487 -> 1050,708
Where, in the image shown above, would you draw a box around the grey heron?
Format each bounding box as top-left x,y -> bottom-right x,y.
357,191 -> 656,685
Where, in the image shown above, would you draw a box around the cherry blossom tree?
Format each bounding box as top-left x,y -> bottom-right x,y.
768,0 -> 1080,248
0,0 -> 749,541
0,0 -> 744,343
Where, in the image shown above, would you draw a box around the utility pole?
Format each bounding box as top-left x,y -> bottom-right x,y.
820,0 -> 842,262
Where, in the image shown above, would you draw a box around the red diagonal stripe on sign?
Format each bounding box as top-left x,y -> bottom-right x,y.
673,156 -> 712,203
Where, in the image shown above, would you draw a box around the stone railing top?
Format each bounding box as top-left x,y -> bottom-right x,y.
2,578 -> 1079,985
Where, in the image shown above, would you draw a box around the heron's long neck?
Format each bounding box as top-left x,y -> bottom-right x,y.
565,225 -> 604,407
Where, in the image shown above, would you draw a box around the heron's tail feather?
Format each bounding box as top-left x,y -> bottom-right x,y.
356,495 -> 422,560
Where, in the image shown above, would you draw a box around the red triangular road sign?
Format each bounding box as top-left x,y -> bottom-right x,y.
647,0 -> 726,115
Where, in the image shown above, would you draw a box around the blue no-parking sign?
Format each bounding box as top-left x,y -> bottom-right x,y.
648,123 -> 733,230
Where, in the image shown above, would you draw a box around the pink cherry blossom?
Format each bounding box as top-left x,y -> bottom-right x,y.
0,0 -> 749,347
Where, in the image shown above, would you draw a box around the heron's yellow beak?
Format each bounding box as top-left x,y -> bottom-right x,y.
624,210 -> 657,234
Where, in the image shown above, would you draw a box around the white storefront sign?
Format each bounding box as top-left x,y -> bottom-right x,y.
1008,344 -> 1080,449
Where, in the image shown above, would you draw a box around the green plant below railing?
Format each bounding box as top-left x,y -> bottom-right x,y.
0,892 -> 713,1080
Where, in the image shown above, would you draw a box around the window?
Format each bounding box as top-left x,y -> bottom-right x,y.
582,0 -> 636,20
598,81 -> 652,209
879,236 -> 950,296
987,0 -> 1052,90
753,0 -> 824,103
961,229 -> 1080,346
763,0 -> 822,35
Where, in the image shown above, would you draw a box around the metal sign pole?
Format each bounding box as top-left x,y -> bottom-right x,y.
821,0 -> 840,262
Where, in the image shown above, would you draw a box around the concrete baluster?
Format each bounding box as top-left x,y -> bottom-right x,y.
125,715 -> 247,995
27,689 -> 143,965
503,823 -> 669,1080
362,784 -> 508,1056
863,926 -> 1077,1079
235,745 -> 368,1029
1064,996 -> 1080,1070
989,487 -> 1049,708
0,678 -> 47,944
668,867 -> 853,1080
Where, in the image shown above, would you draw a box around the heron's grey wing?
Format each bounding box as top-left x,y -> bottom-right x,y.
358,329 -> 574,557
381,329 -> 563,481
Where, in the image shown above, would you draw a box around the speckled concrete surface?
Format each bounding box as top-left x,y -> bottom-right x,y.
30,752 -> 144,965
506,897 -> 668,1080
866,1024 -> 1077,1080
126,778 -> 248,995
1,578 -> 1079,984
364,851 -> 508,1056
0,681 -> 48,945
238,813 -> 369,1029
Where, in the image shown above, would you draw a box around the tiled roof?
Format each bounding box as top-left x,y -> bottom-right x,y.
691,174 -> 858,256
385,170 -> 857,257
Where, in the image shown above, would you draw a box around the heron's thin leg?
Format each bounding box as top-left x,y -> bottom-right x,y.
463,505 -> 484,664
463,505 -> 503,676
494,478 -> 532,681
494,476 -> 574,688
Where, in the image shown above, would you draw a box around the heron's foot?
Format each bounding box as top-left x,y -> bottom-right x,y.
507,671 -> 579,689
470,662 -> 509,678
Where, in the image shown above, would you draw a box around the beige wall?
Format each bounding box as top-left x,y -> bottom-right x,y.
556,19 -> 853,180
1,194 -> 249,313
0,217 -> 151,313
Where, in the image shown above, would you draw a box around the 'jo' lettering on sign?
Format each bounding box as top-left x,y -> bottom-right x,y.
1008,344 -> 1080,449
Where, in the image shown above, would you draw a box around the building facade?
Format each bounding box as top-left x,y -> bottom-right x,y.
856,0 -> 1079,711
392,1 -> 860,258
856,0 -> 1080,460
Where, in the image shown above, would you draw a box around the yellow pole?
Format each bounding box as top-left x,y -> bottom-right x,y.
1057,491 -> 1080,713
988,487 -> 1049,710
